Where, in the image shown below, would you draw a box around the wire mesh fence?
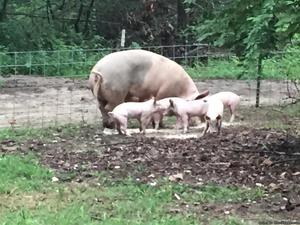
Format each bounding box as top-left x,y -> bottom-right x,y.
0,44 -> 213,77
0,44 -> 299,129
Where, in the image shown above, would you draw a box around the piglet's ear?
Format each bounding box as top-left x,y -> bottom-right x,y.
216,115 -> 222,120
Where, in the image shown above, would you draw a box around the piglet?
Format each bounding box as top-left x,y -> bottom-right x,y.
108,99 -> 164,135
207,91 -> 240,122
168,98 -> 209,133
202,97 -> 224,135
151,97 -> 182,130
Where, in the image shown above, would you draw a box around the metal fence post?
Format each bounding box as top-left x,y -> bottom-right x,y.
57,51 -> 60,76
14,52 -> 17,75
43,51 -> 46,76
29,52 -> 32,76
255,54 -> 263,107
71,50 -> 74,74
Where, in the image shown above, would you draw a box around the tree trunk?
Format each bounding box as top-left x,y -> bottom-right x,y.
255,54 -> 263,107
0,0 -> 9,22
84,0 -> 95,35
58,0 -> 66,10
75,1 -> 84,33
46,0 -> 55,23
177,0 -> 187,30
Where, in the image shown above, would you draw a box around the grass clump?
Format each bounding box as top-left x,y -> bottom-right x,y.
0,176 -> 263,225
176,183 -> 264,203
185,57 -> 246,80
0,154 -> 52,193
0,124 -> 82,142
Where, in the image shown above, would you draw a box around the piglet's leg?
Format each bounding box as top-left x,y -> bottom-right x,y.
217,119 -> 222,135
181,115 -> 189,134
141,116 -> 152,135
201,120 -> 210,136
175,116 -> 182,130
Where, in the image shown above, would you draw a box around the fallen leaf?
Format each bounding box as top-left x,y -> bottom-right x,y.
261,158 -> 273,166
174,193 -> 181,200
169,173 -> 183,182
255,183 -> 263,187
280,172 -> 287,179
269,183 -> 279,192
52,177 -> 59,182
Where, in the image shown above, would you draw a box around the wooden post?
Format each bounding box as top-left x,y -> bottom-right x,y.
121,29 -> 126,48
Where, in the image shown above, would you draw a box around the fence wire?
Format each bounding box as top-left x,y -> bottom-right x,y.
0,44 -> 299,129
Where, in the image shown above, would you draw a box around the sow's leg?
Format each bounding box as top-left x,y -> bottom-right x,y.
98,100 -> 115,129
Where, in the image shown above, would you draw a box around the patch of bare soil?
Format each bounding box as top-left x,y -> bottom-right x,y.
1,125 -> 299,219
1,75 -> 299,128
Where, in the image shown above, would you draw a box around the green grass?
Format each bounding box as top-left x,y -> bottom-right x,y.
0,182 -> 256,225
0,124 -> 83,142
184,56 -> 300,80
0,154 -> 52,193
239,102 -> 300,134
177,184 -> 264,203
2,48 -> 300,80
0,166 -> 263,225
185,58 -> 246,80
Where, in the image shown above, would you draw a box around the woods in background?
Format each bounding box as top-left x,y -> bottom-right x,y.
0,0 -> 299,57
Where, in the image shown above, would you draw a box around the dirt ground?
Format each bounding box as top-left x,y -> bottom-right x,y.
0,75 -> 299,128
0,75 -> 300,221
1,125 -> 300,221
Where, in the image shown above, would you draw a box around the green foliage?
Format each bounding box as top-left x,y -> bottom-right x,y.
0,1 -> 110,51
0,47 -> 109,76
0,155 -> 52,193
263,46 -> 300,80
185,57 -> 248,79
187,0 -> 300,62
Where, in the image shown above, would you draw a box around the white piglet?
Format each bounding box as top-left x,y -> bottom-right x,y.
108,99 -> 164,135
208,91 -> 240,122
168,98 -> 209,133
151,97 -> 185,130
203,97 -> 224,135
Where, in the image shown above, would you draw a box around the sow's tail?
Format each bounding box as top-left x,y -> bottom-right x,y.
89,70 -> 103,97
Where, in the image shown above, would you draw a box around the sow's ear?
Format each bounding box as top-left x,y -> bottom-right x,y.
169,99 -> 174,107
195,90 -> 209,100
